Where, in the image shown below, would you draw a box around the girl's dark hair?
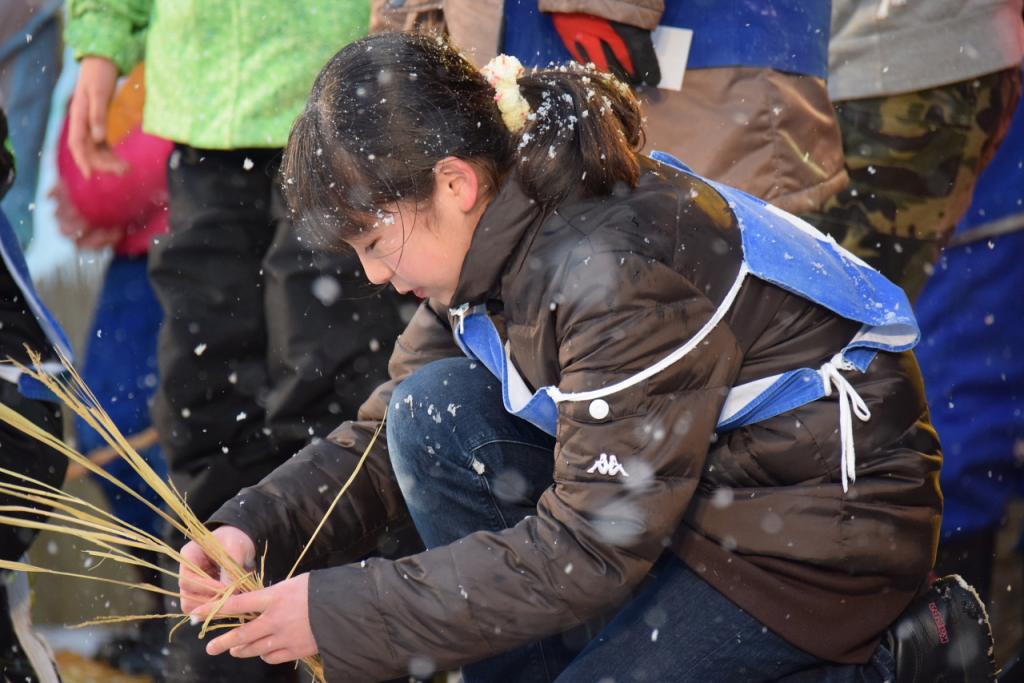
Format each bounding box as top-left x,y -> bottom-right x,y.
282,32 -> 644,248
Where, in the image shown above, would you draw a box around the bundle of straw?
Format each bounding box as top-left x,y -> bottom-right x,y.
0,348 -> 384,683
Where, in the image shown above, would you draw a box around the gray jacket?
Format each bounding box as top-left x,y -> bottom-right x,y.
829,0 -> 1024,100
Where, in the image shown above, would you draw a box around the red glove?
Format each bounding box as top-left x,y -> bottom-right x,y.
551,12 -> 661,86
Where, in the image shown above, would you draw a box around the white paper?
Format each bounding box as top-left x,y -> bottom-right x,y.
651,26 -> 693,91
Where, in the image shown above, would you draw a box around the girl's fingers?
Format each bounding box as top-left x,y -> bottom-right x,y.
179,543 -> 210,571
179,565 -> 230,614
260,648 -> 296,666
179,588 -> 220,614
180,597 -> 199,616
214,527 -> 258,569
179,567 -> 225,595
179,582 -> 220,603
179,546 -> 223,586
179,586 -> 221,614
193,586 -> 272,621
228,632 -> 280,659
205,613 -> 273,656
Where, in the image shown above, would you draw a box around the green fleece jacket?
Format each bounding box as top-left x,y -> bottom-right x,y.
66,0 -> 369,149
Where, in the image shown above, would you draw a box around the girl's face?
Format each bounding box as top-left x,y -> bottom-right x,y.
346,158 -> 490,306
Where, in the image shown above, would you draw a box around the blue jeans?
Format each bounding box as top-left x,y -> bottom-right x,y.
388,358 -> 895,683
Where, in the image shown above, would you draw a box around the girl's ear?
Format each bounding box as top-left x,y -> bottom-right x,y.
434,157 -> 482,213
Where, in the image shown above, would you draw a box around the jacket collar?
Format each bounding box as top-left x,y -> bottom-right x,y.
449,176 -> 542,307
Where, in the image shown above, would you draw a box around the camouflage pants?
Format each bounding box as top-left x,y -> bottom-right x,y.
801,68 -> 1021,299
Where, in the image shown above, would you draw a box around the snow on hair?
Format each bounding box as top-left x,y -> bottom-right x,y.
281,33 -> 645,248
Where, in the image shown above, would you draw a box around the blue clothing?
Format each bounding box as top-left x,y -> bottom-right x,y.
76,258 -> 161,442
0,205 -> 71,403
387,357 -> 894,682
0,0 -> 63,247
918,230 -> 1024,540
915,84 -> 1024,539
75,257 -> 167,537
0,206 -> 71,359
501,0 -> 831,78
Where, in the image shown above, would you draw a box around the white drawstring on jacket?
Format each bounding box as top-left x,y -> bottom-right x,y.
819,353 -> 872,492
450,303 -> 470,334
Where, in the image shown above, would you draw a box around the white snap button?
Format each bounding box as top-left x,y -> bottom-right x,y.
589,399 -> 610,420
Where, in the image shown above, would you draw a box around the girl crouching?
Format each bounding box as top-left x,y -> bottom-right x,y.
181,32 -> 945,682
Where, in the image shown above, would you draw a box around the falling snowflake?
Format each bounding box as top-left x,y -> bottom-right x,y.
312,275 -> 341,305
711,487 -> 734,509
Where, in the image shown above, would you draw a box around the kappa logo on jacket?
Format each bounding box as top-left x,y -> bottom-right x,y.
586,453 -> 629,478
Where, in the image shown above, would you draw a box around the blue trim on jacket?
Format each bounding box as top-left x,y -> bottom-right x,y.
0,206 -> 72,402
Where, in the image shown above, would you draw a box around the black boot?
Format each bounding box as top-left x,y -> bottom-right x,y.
885,575 -> 996,682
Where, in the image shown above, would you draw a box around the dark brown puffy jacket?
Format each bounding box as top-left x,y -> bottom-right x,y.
211,159 -> 941,682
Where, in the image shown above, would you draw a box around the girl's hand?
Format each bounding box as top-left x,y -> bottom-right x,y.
178,525 -> 256,615
196,573 -> 318,665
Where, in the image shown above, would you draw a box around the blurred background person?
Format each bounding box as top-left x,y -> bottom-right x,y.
375,0 -> 848,215
0,0 -> 64,248
912,66 -> 1024,674
803,0 -> 1024,299
0,105 -> 69,683
804,2 -> 1024,672
64,1 -> 411,681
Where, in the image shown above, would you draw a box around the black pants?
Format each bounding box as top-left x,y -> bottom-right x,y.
149,145 -> 407,520
0,384 -> 64,561
0,387 -> 64,683
149,146 -> 407,683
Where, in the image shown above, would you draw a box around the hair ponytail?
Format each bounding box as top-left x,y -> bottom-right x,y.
513,66 -> 644,208
281,33 -> 645,249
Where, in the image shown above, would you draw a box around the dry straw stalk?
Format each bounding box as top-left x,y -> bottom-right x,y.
0,348 -> 385,683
